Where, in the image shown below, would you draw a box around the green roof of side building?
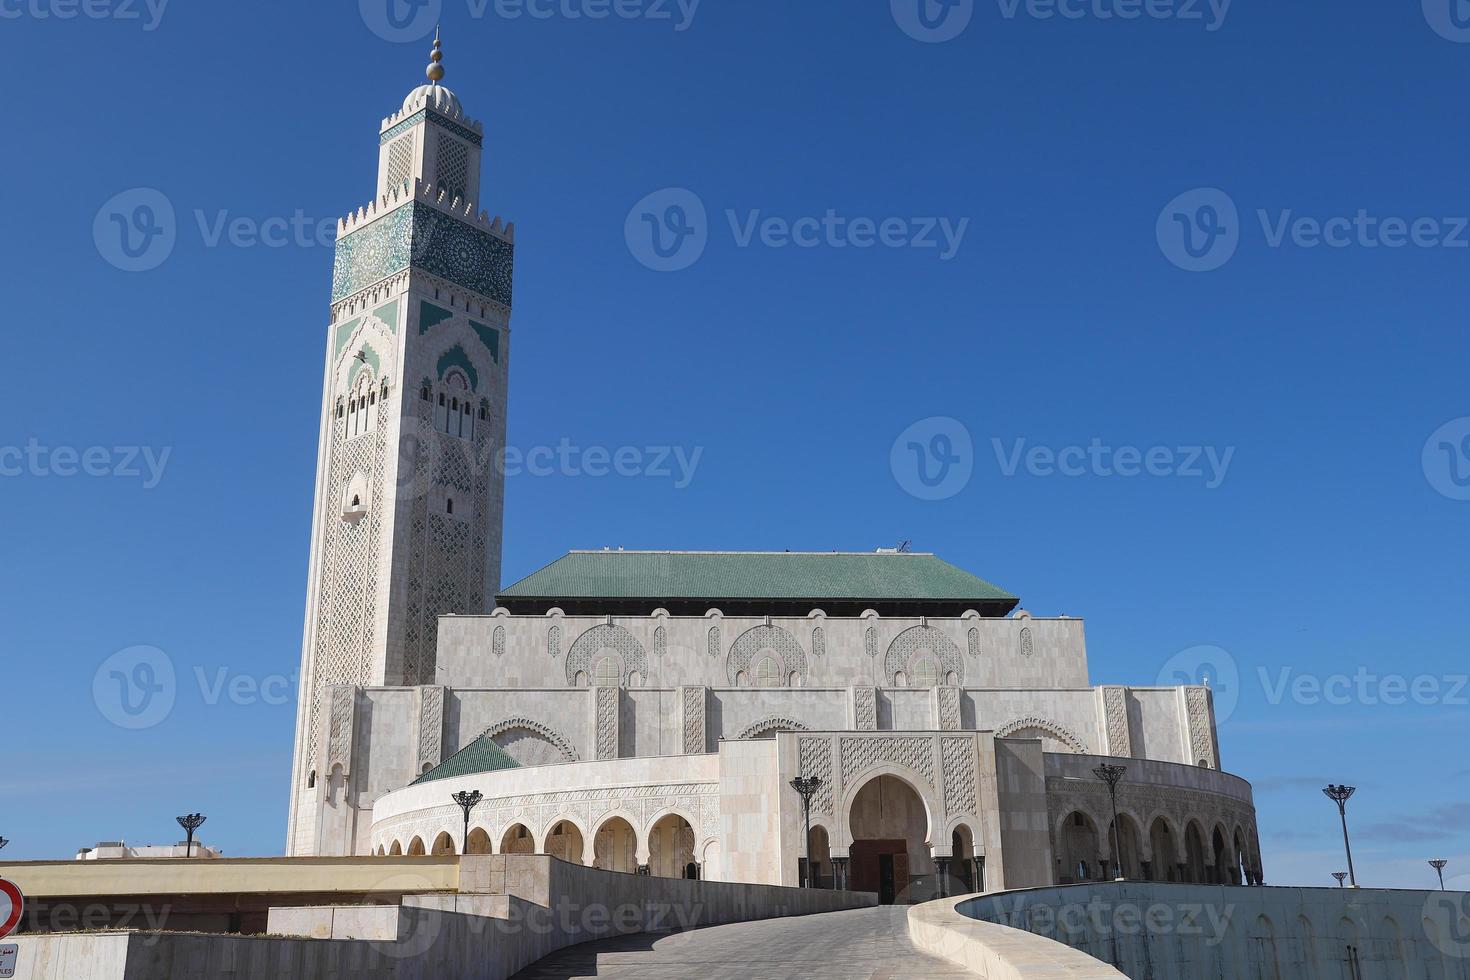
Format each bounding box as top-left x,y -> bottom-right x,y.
412,735 -> 520,785
495,550 -> 1019,618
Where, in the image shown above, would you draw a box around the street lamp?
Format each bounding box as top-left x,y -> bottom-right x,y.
176,813 -> 206,858
1332,872 -> 1348,888
1430,859 -> 1449,891
1092,763 -> 1128,880
789,776 -> 821,888
451,790 -> 483,855
1322,785 -> 1357,887
0,837 -> 8,851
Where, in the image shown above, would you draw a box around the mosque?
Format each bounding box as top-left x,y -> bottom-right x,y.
285,36 -> 1262,904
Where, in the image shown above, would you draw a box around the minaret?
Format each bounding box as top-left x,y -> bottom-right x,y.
286,37 -> 514,856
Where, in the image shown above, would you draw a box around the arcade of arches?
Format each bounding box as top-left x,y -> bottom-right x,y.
1053,809 -> 1262,886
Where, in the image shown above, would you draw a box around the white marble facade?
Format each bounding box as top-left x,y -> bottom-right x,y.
287,54 -> 1261,898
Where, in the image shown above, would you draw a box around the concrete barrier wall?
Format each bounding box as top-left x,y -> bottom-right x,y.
909,895 -> 1127,979
955,881 -> 1470,980
9,855 -> 876,980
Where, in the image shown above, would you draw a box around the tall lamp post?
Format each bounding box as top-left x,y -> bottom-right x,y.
452,790 -> 484,855
1092,763 -> 1128,880
1430,860 -> 1449,891
176,813 -> 206,858
0,837 -> 8,852
1322,785 -> 1357,887
789,776 -> 821,888
1332,872 -> 1348,888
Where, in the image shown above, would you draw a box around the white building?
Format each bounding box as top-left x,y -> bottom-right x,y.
286,40 -> 1262,904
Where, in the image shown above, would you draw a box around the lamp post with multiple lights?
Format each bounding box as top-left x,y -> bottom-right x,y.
452,790 -> 484,854
1092,763 -> 1128,880
1322,785 -> 1357,887
176,813 -> 206,858
789,776 -> 821,888
1332,872 -> 1348,888
1430,860 -> 1449,891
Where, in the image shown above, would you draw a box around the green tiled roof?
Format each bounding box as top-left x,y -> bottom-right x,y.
498,551 -> 1017,604
412,734 -> 520,784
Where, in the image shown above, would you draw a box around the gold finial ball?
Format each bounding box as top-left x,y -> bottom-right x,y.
427,62 -> 445,82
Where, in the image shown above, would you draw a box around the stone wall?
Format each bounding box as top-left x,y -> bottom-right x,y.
6,855 -> 876,980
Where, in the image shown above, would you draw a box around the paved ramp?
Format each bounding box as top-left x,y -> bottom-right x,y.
513,905 -> 972,979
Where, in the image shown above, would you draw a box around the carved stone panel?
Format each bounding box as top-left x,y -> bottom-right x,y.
594,686 -> 619,761
851,687 -> 878,731
681,686 -> 706,755
1184,687 -> 1218,769
940,736 -> 978,814
416,686 -> 446,775
1101,686 -> 1132,758
935,686 -> 962,732
326,684 -> 357,776
797,736 -> 835,815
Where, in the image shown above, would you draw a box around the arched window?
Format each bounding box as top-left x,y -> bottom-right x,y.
911,658 -> 939,689
421,386 -> 430,401
594,657 -> 621,687
446,497 -> 454,516
755,657 -> 780,688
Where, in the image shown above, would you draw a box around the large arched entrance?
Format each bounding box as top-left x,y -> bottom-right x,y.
1056,811 -> 1102,883
847,775 -> 932,904
593,816 -> 638,873
806,825 -> 832,888
501,823 -> 535,855
544,821 -> 584,866
648,814 -> 696,878
1149,818 -> 1178,881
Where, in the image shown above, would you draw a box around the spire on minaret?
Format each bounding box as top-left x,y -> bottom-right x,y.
427,27 -> 445,86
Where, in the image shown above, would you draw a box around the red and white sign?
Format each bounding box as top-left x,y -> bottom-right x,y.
0,879 -> 22,940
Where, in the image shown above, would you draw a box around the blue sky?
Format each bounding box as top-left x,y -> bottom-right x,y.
1,0 -> 1466,889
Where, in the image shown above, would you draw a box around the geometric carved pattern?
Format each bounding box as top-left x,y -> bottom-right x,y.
595,686 -> 619,761
332,202 -> 514,308
885,625 -> 964,686
797,736 -> 835,815
681,686 -> 706,755
812,625 -> 825,658
864,626 -> 878,658
1102,686 -> 1132,758
736,716 -> 811,739
726,624 -> 808,686
435,133 -> 469,201
967,627 -> 980,658
654,625 -> 667,658
707,625 -> 720,659
1185,687 -> 1217,769
327,685 -> 357,775
548,624 -> 561,660
936,686 -> 962,731
853,687 -> 878,731
416,686 -> 445,774
566,624 -> 648,688
941,736 -> 977,814
1019,625 -> 1034,658
839,735 -> 936,790
480,717 -> 579,763
995,717 -> 1088,754
386,134 -> 414,189
493,625 -> 506,657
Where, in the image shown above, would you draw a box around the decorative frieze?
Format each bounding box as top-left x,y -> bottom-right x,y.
1101,686 -> 1132,758
416,686 -> 445,774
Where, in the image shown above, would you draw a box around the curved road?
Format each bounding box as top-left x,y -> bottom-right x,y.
512,905 -> 971,980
